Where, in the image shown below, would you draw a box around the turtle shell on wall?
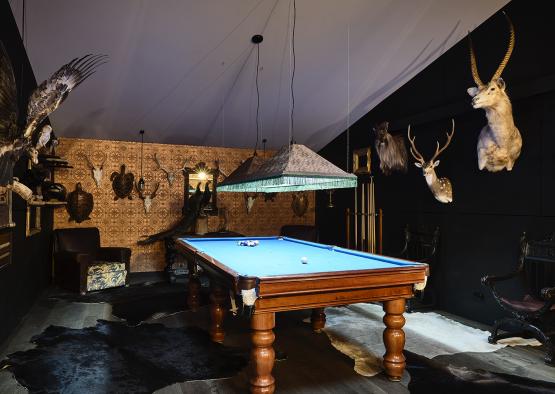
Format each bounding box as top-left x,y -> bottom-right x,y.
111,164 -> 134,200
291,192 -> 309,217
66,183 -> 93,223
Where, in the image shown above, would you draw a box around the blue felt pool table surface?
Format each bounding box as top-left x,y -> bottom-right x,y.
179,236 -> 422,278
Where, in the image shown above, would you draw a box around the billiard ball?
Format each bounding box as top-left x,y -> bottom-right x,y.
301,257 -> 308,264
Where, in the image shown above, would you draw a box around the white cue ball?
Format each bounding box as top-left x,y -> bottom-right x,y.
301,257 -> 308,264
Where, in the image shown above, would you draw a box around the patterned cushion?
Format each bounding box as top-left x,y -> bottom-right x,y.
88,262 -> 126,276
87,269 -> 127,292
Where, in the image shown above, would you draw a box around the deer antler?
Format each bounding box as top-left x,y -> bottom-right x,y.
491,12 -> 515,81
407,125 -> 425,164
82,153 -> 95,170
430,119 -> 455,162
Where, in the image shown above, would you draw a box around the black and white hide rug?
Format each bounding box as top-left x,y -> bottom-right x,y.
50,281 -> 209,325
0,320 -> 248,394
405,350 -> 555,394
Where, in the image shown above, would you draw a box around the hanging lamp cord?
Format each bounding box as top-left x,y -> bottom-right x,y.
290,0 -> 296,146
140,130 -> 144,177
254,43 -> 261,155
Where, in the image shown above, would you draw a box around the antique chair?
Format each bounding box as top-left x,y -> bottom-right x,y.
482,232 -> 555,364
280,225 -> 319,242
397,224 -> 440,312
53,227 -> 131,294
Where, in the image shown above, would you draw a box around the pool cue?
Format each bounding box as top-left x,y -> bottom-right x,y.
345,208 -> 351,248
354,185 -> 358,250
378,208 -> 383,254
369,177 -> 374,253
361,181 -> 366,251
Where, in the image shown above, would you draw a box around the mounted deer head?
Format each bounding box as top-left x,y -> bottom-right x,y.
407,120 -> 455,204
244,193 -> 257,214
136,181 -> 159,213
83,153 -> 107,187
467,12 -> 522,172
373,121 -> 408,175
153,153 -> 176,187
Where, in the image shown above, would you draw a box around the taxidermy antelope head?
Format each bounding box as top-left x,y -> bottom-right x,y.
137,181 -> 159,213
374,121 -> 408,175
467,12 -> 521,172
153,153 -> 175,187
407,120 -> 455,204
83,153 -> 107,187
244,193 -> 257,214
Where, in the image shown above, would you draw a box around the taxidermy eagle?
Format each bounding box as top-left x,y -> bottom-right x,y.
0,41 -> 106,202
137,182 -> 212,245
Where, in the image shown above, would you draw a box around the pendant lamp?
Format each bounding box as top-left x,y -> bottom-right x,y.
218,34 -> 268,190
218,1 -> 356,193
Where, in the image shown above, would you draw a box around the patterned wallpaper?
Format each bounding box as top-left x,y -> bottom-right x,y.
53,138 -> 315,272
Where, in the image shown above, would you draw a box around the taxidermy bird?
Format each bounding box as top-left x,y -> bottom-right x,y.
137,183 -> 211,245
0,40 -> 106,202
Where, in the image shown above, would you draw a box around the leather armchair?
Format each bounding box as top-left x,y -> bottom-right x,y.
53,227 -> 131,294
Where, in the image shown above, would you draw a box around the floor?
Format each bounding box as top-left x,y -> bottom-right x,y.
1,276 -> 553,393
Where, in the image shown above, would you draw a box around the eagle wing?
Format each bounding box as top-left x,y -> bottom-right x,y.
23,54 -> 107,138
0,41 -> 19,145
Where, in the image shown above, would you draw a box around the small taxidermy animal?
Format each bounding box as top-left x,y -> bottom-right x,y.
374,121 -> 408,175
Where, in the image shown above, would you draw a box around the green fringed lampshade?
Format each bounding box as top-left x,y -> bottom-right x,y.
218,144 -> 357,192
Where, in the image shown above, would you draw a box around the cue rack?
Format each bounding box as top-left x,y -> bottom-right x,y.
346,147 -> 383,254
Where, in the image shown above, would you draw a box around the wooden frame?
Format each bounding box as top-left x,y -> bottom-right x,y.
182,161 -> 219,216
352,147 -> 371,175
0,188 -> 14,229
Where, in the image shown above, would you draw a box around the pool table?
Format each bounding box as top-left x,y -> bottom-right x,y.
176,236 -> 428,394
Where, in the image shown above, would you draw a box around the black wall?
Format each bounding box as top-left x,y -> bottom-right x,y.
0,1 -> 53,344
317,0 -> 555,325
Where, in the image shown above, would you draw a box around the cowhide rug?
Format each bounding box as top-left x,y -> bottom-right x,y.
0,320 -> 247,394
315,303 -> 541,377
50,281 -> 209,325
405,350 -> 555,393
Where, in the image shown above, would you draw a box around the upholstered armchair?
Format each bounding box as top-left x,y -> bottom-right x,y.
482,232 -> 555,364
53,227 -> 131,295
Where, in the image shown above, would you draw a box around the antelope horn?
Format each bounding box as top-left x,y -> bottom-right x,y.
491,12 -> 515,82
151,182 -> 160,199
468,33 -> 485,88
135,181 -> 145,199
407,125 -> 425,164
431,119 -> 455,162
99,152 -> 107,168
153,153 -> 161,169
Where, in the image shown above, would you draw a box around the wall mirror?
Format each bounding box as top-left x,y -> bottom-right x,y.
182,161 -> 219,215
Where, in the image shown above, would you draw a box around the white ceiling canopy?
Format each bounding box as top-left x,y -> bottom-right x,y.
9,0 -> 507,151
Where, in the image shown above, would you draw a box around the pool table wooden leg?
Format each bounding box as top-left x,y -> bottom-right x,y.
311,308 -> 326,333
187,261 -> 201,312
250,312 -> 276,394
382,298 -> 406,381
209,283 -> 226,343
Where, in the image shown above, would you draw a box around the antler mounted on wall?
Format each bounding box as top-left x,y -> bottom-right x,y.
82,152 -> 107,187
136,181 -> 159,213
153,153 -> 176,187
467,12 -> 521,172
407,120 -> 455,204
